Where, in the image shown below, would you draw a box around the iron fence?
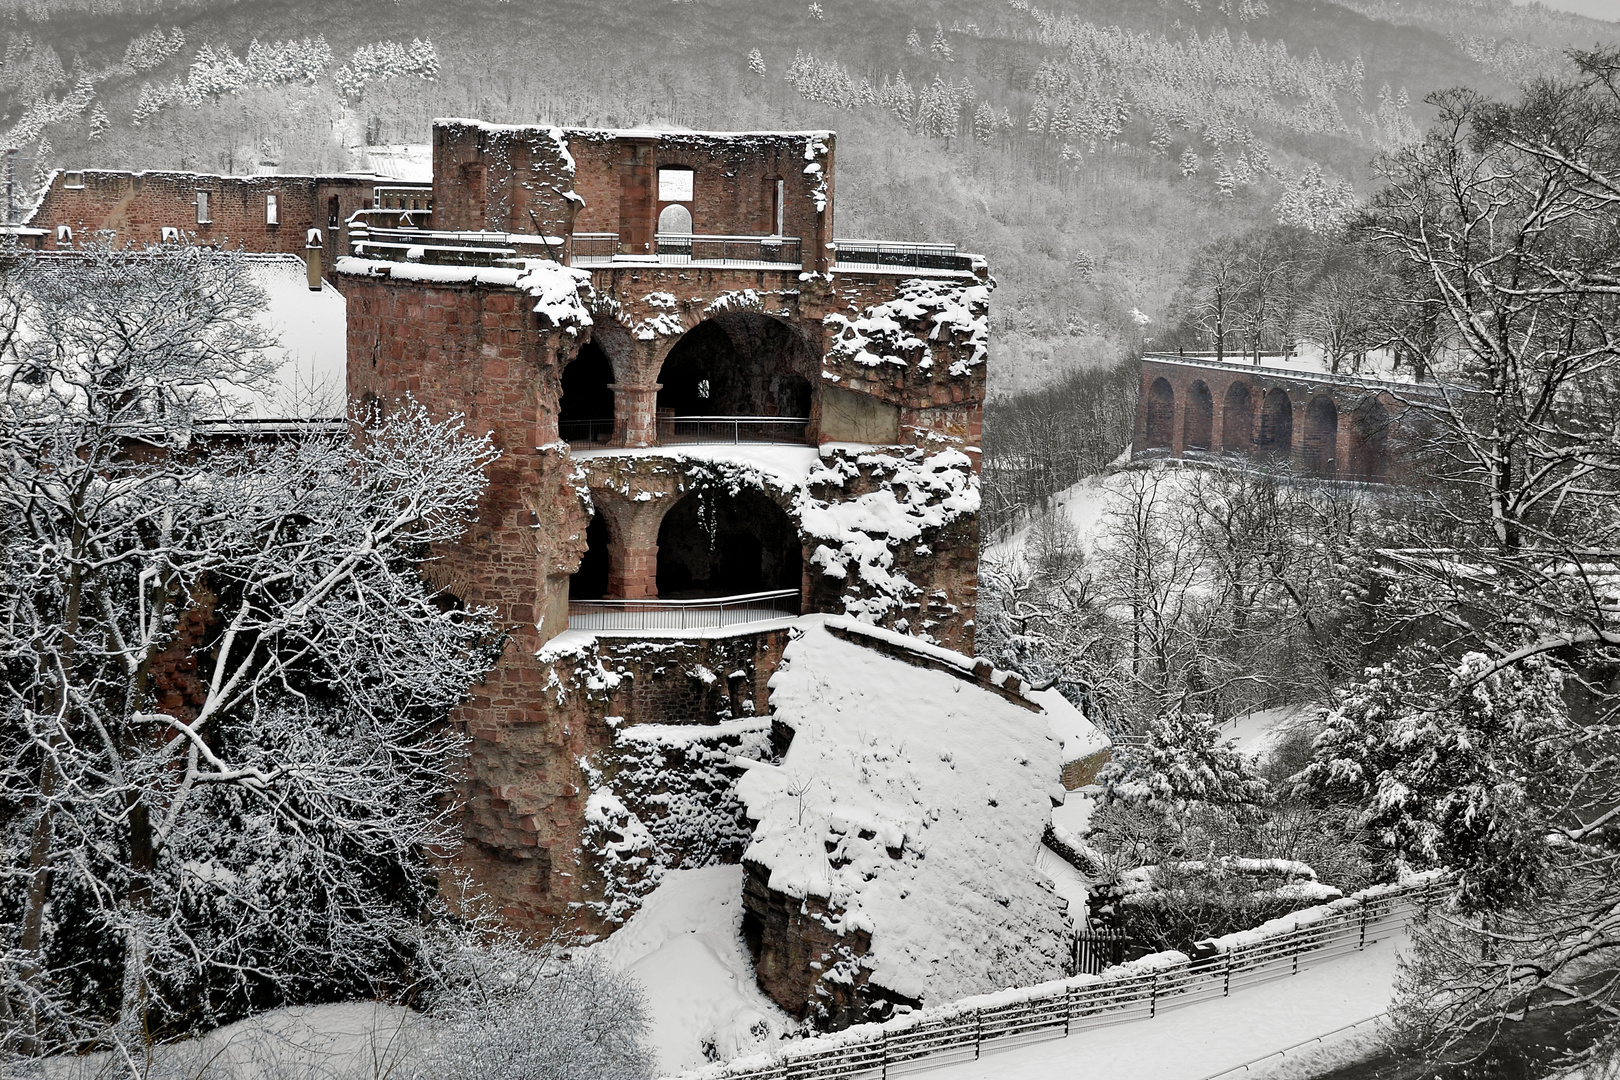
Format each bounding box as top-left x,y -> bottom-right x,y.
559,417 -> 616,443
571,231 -> 619,264
568,589 -> 801,632
661,415 -> 812,444
666,878 -> 1444,1080
655,233 -> 803,266
831,239 -> 975,273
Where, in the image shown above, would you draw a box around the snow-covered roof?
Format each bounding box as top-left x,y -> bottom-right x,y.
737,616 -> 1070,1005
435,117 -> 835,140
236,256 -> 348,420
355,143 -> 432,183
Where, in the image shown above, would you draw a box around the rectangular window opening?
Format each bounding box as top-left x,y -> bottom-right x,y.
196,191 -> 211,224
657,167 -> 694,203
774,178 -> 785,236
266,193 -> 279,225
63,171 -> 84,189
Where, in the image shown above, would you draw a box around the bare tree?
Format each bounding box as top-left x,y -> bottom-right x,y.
0,246 -> 502,1071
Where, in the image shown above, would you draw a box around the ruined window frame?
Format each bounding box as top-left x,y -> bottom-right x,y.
195,190 -> 212,225
265,193 -> 279,226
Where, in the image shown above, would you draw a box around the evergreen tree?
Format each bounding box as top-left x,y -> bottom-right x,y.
748,48 -> 765,77
973,99 -> 996,144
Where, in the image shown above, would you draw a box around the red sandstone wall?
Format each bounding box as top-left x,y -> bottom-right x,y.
1133,357 -> 1408,482
27,170 -> 375,263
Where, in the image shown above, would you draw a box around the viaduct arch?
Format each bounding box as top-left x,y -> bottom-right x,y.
1132,355 -> 1410,483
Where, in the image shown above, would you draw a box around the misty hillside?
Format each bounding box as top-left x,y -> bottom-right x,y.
1,0 -> 1614,395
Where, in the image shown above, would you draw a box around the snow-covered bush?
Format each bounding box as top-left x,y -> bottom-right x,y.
413,941 -> 653,1080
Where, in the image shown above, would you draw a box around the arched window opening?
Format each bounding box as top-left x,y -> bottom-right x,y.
559,342 -> 616,443
1222,382 -> 1253,453
656,314 -> 817,443
657,203 -> 693,235
1302,396 -> 1339,478
570,515 -> 611,600
656,488 -> 802,601
1347,399 -> 1390,482
1184,381 -> 1214,450
1258,389 -> 1293,461
1144,378 -> 1175,449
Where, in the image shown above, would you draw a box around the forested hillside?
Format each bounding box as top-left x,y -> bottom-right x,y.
0,0 -> 1612,402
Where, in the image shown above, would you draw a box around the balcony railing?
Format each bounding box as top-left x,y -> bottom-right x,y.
346,220 -> 568,265
660,415 -> 811,444
559,417 -> 615,443
655,233 -> 801,266
567,589 -> 800,631
569,233 -> 802,268
831,238 -> 976,273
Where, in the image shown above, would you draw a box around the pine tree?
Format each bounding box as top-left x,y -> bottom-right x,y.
973,99 -> 996,144
32,137 -> 51,193
1213,149 -> 1236,197
1179,147 -> 1201,177
930,22 -> 954,62
906,27 -> 922,52
87,100 -> 108,140
806,2 -> 824,19
748,48 -> 765,77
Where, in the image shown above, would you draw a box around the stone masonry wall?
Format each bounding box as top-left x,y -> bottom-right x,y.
27,170 -> 375,263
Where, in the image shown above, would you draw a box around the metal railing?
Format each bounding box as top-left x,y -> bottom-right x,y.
371,184 -> 433,212
571,232 -> 619,264
831,239 -> 976,273
559,417 -> 615,443
655,233 -> 802,266
660,415 -> 811,444
666,877 -> 1444,1080
568,589 -> 800,632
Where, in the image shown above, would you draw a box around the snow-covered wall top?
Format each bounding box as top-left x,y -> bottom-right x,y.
332,255 -> 594,333
737,617 -> 1070,1005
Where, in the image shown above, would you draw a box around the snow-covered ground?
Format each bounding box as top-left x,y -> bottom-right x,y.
585,865 -> 797,1075
919,931 -> 1406,1080
1224,702 -> 1318,761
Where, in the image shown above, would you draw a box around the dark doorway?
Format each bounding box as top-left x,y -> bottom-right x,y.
1184,380 -> 1213,450
1347,399 -> 1390,481
570,515 -> 611,600
656,314 -> 817,438
1222,382 -> 1253,453
1145,378 -> 1175,448
560,342 -> 616,443
1302,396 -> 1339,478
1258,389 -> 1293,461
656,488 -> 802,600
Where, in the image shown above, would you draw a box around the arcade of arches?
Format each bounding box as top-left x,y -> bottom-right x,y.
568,485 -> 804,606
560,312 -> 821,448
1133,361 -> 1402,482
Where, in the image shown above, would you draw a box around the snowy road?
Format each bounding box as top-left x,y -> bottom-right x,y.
915,933 -> 1403,1080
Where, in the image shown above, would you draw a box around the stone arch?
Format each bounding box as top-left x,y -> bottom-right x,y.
1347,398 -> 1390,482
1184,380 -> 1214,451
657,203 -> 693,235
1258,388 -> 1293,461
1145,377 -> 1175,449
1222,381 -> 1253,454
559,341 -> 615,443
656,487 -> 803,600
656,312 -> 818,432
1302,395 -> 1339,478
569,513 -> 611,599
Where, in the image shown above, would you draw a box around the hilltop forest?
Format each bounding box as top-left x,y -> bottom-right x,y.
0,0 -> 1614,525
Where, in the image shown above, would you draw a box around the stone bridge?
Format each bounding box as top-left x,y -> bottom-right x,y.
1132,354 -> 1425,482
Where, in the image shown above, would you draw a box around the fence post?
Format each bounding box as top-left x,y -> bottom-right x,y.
1149,973 -> 1158,1019
974,1009 -> 983,1059
1359,903 -> 1368,950
1223,953 -> 1231,997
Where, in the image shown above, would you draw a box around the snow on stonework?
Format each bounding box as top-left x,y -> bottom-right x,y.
737,618 -> 1070,1008
800,447 -> 978,630
333,256 -> 594,333
823,277 -> 990,377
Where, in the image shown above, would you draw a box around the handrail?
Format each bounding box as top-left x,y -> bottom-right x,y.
661,415 -> 811,445
574,588 -> 798,609
1196,1012 -> 1387,1079
568,589 -> 800,631
665,878 -> 1444,1080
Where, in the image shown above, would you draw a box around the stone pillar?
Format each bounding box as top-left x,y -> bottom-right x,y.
615,384 -> 661,447
1210,381 -> 1227,453
611,506 -> 661,600
618,138 -> 656,255
1290,398 -> 1308,474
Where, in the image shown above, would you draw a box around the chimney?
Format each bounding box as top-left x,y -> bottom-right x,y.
305,228 -> 323,291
